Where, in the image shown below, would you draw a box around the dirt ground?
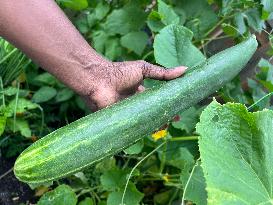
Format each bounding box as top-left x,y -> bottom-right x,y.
0,156 -> 35,205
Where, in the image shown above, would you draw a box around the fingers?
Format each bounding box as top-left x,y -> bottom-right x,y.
86,88 -> 119,111
86,85 -> 146,112
136,85 -> 145,93
142,62 -> 187,80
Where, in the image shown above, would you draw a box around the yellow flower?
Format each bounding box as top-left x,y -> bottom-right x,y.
162,174 -> 169,182
152,129 -> 167,141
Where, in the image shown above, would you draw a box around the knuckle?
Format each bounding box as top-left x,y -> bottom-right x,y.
141,62 -> 152,74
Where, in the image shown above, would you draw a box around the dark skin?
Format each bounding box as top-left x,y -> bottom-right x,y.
0,0 -> 187,111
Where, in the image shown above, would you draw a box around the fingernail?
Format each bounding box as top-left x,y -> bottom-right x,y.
177,66 -> 188,71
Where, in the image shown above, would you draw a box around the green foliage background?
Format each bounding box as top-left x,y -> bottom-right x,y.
1,0 -> 273,204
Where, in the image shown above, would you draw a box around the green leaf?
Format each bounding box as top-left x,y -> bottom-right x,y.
62,0 -> 88,11
175,0 -> 218,39
104,4 -> 147,35
91,30 -> 109,54
234,13 -> 247,35
104,38 -> 122,61
172,107 -> 203,133
220,77 -> 248,104
34,73 -> 57,86
159,145 -> 195,170
107,182 -> 144,205
121,32 -> 148,56
7,118 -> 31,138
100,169 -> 128,191
86,13 -> 97,28
32,86 -> 57,103
180,162 -> 207,205
244,8 -> 265,32
55,88 -> 74,103
37,185 -> 77,205
261,0 -> 273,13
0,115 -> 7,136
1,87 -> 18,96
95,157 -> 116,173
158,0 -> 180,25
248,79 -> 270,109
78,197 -> 94,205
258,58 -> 273,84
154,189 -> 173,205
197,101 -> 273,204
147,10 -> 165,32
124,139 -> 144,155
8,98 -> 39,114
222,23 -> 238,37
154,24 -> 206,68
94,2 -> 110,20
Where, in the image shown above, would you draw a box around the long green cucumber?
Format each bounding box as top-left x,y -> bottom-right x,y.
14,36 -> 258,184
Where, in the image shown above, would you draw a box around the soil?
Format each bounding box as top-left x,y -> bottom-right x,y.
0,156 -> 36,205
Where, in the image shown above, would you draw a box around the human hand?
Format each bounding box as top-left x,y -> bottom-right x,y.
82,60 -> 187,111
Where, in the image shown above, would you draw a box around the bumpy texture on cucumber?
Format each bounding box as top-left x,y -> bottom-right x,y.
14,36 -> 258,184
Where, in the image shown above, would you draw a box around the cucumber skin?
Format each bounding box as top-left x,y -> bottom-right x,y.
14,36 -> 258,184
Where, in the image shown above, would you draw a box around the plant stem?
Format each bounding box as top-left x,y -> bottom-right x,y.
0,167 -> 13,180
181,158 -> 200,205
170,136 -> 199,141
38,105 -> 44,137
142,50 -> 153,60
203,17 -> 226,39
247,92 -> 273,111
0,77 -> 5,107
13,82 -> 20,132
159,140 -> 167,173
121,142 -> 166,205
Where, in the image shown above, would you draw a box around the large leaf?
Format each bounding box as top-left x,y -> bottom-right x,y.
37,185 -> 77,205
244,8 -> 265,32
100,169 -> 129,191
173,0 -> 218,39
262,0 -> 273,13
158,0 -> 180,25
92,30 -> 109,54
104,38 -> 122,61
172,106 -> 203,133
121,31 -> 148,56
104,3 -> 147,35
8,98 -> 39,114
180,162 -> 207,205
147,10 -> 165,32
197,101 -> 273,204
234,13 -> 247,35
107,182 -> 144,205
9,119 -> 31,138
154,24 -> 205,68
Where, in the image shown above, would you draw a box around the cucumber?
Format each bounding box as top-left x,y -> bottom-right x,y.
14,36 -> 258,184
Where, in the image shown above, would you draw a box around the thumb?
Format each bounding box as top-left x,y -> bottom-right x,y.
142,62 -> 187,80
